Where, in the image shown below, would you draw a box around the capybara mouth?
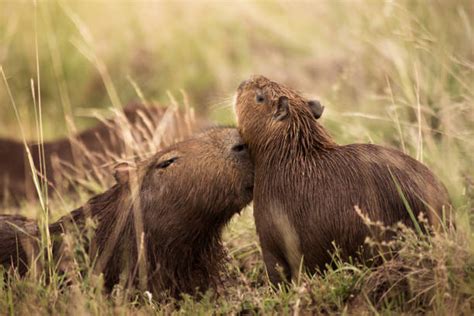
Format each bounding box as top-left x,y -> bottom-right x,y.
245,185 -> 254,193
244,185 -> 254,202
237,185 -> 253,214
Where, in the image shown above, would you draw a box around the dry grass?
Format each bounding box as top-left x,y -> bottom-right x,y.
0,0 -> 473,314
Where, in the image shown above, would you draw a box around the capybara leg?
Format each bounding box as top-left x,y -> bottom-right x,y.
262,248 -> 291,286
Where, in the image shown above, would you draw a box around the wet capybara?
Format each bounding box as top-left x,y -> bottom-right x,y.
0,103 -> 207,205
234,75 -> 451,284
0,127 -> 253,297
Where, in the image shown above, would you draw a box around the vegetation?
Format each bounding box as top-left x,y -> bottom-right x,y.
0,0 -> 473,314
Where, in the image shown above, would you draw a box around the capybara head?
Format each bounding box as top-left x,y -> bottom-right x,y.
114,126 -> 254,234
234,75 -> 326,149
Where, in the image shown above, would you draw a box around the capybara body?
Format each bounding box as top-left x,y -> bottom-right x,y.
234,75 -> 450,284
0,103 -> 206,205
0,127 -> 253,297
0,214 -> 38,276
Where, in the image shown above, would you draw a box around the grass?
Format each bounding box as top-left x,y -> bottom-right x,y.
0,0 -> 473,314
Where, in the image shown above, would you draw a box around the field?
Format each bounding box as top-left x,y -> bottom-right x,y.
0,0 -> 473,314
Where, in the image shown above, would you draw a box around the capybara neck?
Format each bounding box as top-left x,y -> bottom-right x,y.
257,113 -> 336,165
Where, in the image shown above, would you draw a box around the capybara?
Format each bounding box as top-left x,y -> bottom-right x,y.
0,127 -> 253,297
0,103 -> 207,205
0,214 -> 38,276
234,75 -> 450,284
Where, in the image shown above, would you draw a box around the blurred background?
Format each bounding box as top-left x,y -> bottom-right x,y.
0,0 -> 473,207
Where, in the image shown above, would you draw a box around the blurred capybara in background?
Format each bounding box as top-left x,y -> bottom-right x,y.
0,127 -> 254,297
0,103 -> 208,205
234,75 -> 451,284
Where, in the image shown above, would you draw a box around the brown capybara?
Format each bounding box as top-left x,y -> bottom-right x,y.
0,127 -> 253,297
0,214 -> 38,276
234,75 -> 451,284
0,103 -> 207,205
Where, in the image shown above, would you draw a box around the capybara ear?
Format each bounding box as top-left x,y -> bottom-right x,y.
274,96 -> 289,121
308,100 -> 325,119
113,162 -> 136,185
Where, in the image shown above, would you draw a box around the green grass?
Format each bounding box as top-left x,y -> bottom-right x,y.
0,0 -> 473,314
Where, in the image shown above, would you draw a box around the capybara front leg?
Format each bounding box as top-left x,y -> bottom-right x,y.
262,248 -> 291,287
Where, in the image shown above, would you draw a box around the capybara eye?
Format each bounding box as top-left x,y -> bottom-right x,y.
156,157 -> 178,169
255,94 -> 265,103
232,144 -> 247,153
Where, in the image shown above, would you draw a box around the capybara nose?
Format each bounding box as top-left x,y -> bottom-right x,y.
238,80 -> 249,91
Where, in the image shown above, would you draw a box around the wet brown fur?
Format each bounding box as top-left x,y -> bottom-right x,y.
235,75 -> 451,284
0,103 -> 207,205
0,127 -> 253,297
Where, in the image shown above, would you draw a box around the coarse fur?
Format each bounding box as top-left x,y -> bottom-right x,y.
234,75 -> 451,284
0,103 -> 207,205
0,127 -> 253,298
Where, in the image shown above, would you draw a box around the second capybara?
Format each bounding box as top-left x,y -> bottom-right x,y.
234,75 -> 451,284
0,103 -> 207,205
0,127 -> 253,297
